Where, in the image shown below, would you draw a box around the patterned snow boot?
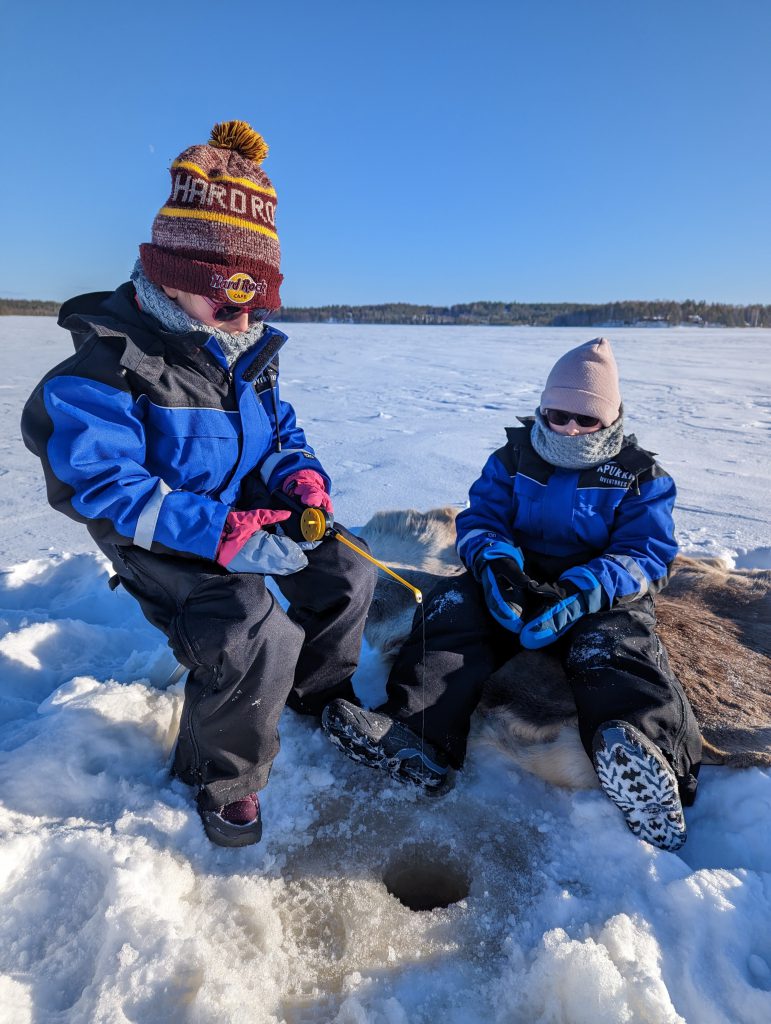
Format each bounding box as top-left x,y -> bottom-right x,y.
322,699 -> 449,792
199,792 -> 263,848
592,720 -> 687,852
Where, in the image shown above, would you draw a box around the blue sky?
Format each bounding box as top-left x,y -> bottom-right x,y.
2,0 -> 769,306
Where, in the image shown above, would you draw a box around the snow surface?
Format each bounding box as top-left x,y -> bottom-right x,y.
0,318 -> 769,1023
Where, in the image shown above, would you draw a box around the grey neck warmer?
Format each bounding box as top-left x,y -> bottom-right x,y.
530,408 -> 626,469
130,260 -> 265,367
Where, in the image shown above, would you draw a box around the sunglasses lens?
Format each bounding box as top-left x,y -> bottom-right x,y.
208,302 -> 271,322
545,409 -> 600,428
212,304 -> 243,321
545,409 -> 570,426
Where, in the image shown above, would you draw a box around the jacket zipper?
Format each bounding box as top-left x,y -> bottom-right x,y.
267,367 -> 282,453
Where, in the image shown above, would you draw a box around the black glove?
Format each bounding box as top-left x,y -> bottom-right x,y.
475,546 -> 538,634
520,567 -> 606,648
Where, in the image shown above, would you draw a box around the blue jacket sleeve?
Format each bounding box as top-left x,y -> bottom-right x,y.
455,453 -> 518,574
567,472 -> 678,605
255,380 -> 331,494
41,376 -> 229,559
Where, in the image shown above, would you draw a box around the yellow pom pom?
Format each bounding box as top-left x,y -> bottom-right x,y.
209,120 -> 269,165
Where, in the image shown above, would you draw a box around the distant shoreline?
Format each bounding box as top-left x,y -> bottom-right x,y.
2,297 -> 769,328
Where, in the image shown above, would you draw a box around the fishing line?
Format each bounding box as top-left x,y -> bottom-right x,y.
278,494 -> 429,774
347,554 -> 429,783
419,600 -> 427,784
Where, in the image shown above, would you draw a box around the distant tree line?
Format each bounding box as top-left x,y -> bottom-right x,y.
0,298 -> 61,316
271,300 -> 771,327
2,296 -> 770,327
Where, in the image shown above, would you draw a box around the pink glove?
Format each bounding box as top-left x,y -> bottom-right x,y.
283,470 -> 333,514
216,507 -> 291,567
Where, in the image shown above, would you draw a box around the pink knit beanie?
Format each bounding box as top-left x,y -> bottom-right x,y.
540,338 -> 622,427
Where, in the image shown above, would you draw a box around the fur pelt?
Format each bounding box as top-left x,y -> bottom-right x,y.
358,508 -> 771,788
359,508 -> 464,657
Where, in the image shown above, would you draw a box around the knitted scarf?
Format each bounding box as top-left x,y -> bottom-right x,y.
130,260 -> 265,367
530,408 -> 626,469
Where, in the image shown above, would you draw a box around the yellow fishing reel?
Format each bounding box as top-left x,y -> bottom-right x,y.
299,505 -> 329,543
272,489 -> 333,543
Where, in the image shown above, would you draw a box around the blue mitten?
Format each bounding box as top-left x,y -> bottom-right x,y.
474,541 -> 531,634
520,566 -> 605,649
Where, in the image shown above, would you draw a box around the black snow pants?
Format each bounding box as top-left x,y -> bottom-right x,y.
382,572 -> 702,803
100,526 -> 376,810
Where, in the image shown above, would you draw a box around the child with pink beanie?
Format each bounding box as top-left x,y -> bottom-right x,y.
324,338 -> 702,853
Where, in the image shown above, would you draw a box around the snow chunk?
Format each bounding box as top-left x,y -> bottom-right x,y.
426,588 -> 464,621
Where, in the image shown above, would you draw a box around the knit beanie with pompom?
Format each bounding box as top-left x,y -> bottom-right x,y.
139,120 -> 282,311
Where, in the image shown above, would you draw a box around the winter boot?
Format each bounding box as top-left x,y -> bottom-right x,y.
322,699 -> 449,792
199,792 -> 263,848
592,721 -> 686,852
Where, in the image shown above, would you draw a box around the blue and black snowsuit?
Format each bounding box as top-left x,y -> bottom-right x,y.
383,423 -> 702,797
21,283 -> 375,810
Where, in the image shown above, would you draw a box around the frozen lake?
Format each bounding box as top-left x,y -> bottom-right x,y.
3,320 -> 769,568
0,319 -> 769,1023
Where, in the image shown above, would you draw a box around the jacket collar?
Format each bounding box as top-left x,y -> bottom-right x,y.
58,282 -> 288,384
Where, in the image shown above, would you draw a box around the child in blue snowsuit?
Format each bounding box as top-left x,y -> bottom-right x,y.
22,122 -> 375,848
324,338 -> 702,851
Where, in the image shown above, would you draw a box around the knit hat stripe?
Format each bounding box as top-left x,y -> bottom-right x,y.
166,168 -> 277,235
156,205 -> 279,241
172,159 -> 278,199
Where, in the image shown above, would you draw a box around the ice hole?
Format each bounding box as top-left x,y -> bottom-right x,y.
383,844 -> 470,912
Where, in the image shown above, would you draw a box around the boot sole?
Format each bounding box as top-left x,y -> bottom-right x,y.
322,704 -> 447,791
593,721 -> 686,851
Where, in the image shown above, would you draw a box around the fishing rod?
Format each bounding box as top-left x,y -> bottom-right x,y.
272,492 -> 423,604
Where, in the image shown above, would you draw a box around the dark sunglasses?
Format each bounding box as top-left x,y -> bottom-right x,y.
202,297 -> 270,323
544,408 -> 602,428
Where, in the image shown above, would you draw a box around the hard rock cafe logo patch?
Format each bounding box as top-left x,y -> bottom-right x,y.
210,272 -> 267,303
225,273 -> 258,304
